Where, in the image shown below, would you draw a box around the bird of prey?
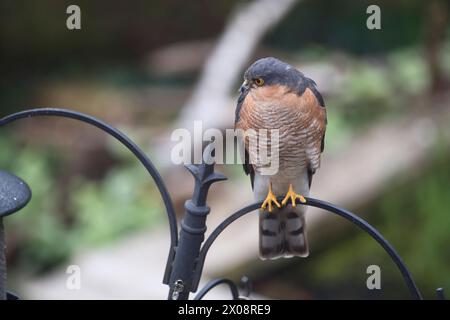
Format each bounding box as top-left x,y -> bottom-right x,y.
235,57 -> 327,259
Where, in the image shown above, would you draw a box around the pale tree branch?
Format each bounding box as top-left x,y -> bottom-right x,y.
177,0 -> 299,131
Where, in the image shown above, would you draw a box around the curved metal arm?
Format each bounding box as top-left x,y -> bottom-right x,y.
0,108 -> 178,282
195,197 -> 423,300
194,278 -> 239,300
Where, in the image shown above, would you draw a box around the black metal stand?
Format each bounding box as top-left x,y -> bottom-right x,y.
167,160 -> 226,300
0,107 -> 447,300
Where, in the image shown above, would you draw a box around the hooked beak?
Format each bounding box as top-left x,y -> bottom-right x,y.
239,79 -> 249,94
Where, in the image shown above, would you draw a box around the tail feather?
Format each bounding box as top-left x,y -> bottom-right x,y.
259,206 -> 309,260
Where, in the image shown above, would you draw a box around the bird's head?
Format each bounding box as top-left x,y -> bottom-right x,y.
240,57 -> 304,94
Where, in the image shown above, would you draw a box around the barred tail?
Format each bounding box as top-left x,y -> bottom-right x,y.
259,206 -> 309,260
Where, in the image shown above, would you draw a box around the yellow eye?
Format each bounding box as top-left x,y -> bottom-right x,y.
254,78 -> 264,86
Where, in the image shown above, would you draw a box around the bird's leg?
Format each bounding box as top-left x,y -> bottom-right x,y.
281,184 -> 306,207
261,182 -> 281,213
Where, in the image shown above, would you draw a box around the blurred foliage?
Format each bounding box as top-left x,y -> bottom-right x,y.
288,41 -> 446,155
372,140 -> 450,296
327,47 -> 431,130
268,0 -> 429,54
330,141 -> 449,299
1,133 -> 162,273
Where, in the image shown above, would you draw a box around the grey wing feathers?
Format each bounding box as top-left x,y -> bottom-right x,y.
235,88 -> 254,189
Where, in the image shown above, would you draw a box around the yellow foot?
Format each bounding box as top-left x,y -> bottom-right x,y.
261,183 -> 281,213
281,184 -> 306,207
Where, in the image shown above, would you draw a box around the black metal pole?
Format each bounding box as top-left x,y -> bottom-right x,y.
167,159 -> 226,300
0,171 -> 31,300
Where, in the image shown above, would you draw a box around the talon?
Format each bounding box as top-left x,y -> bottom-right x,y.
261,182 -> 281,213
282,184 -> 306,207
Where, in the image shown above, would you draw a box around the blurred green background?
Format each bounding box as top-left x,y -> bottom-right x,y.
0,0 -> 449,299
